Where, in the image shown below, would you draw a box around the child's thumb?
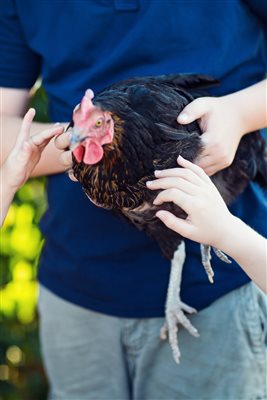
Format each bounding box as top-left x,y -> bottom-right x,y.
177,98 -> 208,125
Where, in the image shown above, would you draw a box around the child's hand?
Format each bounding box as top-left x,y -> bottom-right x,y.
2,108 -> 64,191
146,156 -> 234,247
177,96 -> 245,176
54,128 -> 78,181
54,128 -> 73,169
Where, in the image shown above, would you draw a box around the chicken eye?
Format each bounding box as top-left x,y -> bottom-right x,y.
95,119 -> 103,128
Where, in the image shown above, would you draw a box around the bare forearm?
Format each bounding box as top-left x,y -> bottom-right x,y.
219,216 -> 267,293
225,79 -> 267,135
1,115 -> 68,176
0,174 -> 15,226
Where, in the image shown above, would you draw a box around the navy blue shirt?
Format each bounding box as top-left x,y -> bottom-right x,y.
0,0 -> 266,317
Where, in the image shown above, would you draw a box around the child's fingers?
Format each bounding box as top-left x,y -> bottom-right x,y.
54,131 -> 72,150
31,125 -> 64,146
154,166 -> 203,186
18,140 -> 33,161
154,157 -> 209,185
60,150 -> 73,168
177,97 -> 210,125
156,210 -> 193,238
16,108 -> 36,144
176,156 -> 210,182
147,176 -> 197,195
153,187 -> 191,211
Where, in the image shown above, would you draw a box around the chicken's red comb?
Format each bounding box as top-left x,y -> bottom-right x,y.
73,89 -> 95,127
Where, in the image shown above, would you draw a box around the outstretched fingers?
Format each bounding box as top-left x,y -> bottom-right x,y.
16,108 -> 36,146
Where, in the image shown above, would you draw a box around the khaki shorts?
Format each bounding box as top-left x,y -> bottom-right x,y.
38,282 -> 267,400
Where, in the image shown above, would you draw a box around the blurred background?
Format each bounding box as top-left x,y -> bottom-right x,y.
0,85 -> 49,400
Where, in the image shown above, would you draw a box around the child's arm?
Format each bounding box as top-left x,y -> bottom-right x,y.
0,109 -> 64,226
178,79 -> 267,176
146,156 -> 267,294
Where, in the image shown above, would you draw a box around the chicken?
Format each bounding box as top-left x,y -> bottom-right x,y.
68,74 -> 267,363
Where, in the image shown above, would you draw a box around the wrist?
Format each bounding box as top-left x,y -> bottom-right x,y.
221,80 -> 267,135
0,174 -> 17,228
213,214 -> 243,253
1,162 -> 20,193
0,166 -> 16,225
219,93 -> 247,138
210,212 -> 238,249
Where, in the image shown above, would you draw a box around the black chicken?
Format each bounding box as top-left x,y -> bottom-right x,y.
68,74 -> 267,363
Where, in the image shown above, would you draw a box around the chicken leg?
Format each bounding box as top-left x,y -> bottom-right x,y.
200,244 -> 232,284
160,241 -> 199,363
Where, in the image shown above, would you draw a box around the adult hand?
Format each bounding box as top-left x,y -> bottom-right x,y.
146,156 -> 234,247
177,96 -> 245,176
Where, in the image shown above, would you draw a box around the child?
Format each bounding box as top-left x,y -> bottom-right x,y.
147,155 -> 267,294
0,109 -> 64,226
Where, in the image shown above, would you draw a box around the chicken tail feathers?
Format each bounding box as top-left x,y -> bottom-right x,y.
105,74 -> 219,94
157,73 -> 220,91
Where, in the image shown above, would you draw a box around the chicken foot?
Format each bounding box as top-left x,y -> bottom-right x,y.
200,244 -> 232,284
200,244 -> 214,283
160,241 -> 199,364
213,247 -> 232,264
160,243 -> 231,363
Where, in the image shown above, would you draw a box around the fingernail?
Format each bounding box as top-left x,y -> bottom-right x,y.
154,170 -> 161,176
178,113 -> 188,123
54,122 -> 61,126
146,181 -> 152,186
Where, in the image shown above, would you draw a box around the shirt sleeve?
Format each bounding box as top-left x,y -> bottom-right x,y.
0,0 -> 41,89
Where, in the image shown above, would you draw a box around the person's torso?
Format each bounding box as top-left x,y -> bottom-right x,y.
15,0 -> 267,316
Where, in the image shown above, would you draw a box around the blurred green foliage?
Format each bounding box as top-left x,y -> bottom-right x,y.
0,85 -> 50,400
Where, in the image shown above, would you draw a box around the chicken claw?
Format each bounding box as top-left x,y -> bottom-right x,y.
160,301 -> 199,363
161,242 -> 199,364
200,244 -> 232,284
200,244 -> 214,283
212,247 -> 232,264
